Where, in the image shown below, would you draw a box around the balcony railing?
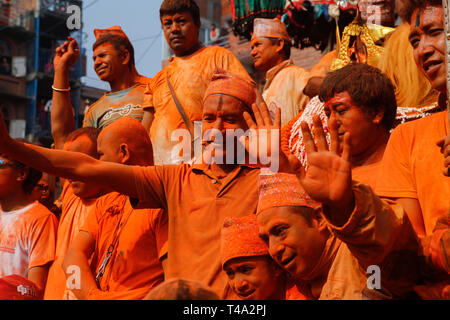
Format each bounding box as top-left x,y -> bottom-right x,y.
0,1 -> 35,33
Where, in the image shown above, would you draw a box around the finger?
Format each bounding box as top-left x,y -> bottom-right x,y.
243,111 -> 257,129
251,103 -> 264,127
301,121 -> 317,155
341,132 -> 351,162
259,101 -> 272,126
328,117 -> 340,154
287,154 -> 306,180
312,115 -> 328,152
443,166 -> 450,177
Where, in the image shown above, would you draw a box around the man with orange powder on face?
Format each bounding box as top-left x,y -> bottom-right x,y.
250,18 -> 309,126
51,26 -> 153,145
145,0 -> 253,164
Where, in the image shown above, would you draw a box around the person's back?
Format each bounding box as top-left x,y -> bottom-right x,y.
44,128 -> 106,300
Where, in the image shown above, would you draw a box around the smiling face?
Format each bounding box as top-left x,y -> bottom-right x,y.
257,206 -> 327,280
224,255 -> 283,300
408,5 -> 446,94
93,43 -> 128,82
161,12 -> 200,57
324,91 -> 382,156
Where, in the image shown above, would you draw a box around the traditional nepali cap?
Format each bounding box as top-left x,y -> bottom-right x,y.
0,275 -> 40,300
257,173 -> 321,215
94,25 -> 130,41
252,18 -> 290,41
204,69 -> 256,111
221,214 -> 269,267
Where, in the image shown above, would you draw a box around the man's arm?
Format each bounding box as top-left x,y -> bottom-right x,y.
28,264 -> 50,298
51,37 -> 80,149
0,125 -> 139,198
62,231 -> 97,300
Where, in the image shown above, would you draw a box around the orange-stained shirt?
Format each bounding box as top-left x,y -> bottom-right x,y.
83,83 -> 148,129
80,192 -> 167,300
44,182 -> 98,300
262,59 -> 310,126
352,162 -> 382,191
144,46 -> 253,165
0,202 -> 58,278
375,111 -> 449,235
132,163 -> 260,298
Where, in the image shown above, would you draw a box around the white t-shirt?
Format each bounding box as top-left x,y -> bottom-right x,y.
0,202 -> 58,278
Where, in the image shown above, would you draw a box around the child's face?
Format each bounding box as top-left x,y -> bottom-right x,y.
224,255 -> 282,300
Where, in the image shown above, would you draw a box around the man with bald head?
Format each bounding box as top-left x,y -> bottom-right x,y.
62,117 -> 167,300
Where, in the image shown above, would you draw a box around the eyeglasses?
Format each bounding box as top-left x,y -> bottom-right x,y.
0,159 -> 14,169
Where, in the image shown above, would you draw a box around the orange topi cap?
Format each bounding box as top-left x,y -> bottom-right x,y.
257,173 -> 321,215
94,25 -> 130,41
203,69 -> 256,112
220,214 -> 269,267
252,18 -> 290,42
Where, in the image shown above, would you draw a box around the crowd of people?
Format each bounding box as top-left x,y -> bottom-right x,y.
0,0 -> 449,300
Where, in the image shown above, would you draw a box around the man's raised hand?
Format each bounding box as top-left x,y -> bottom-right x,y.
53,36 -> 80,71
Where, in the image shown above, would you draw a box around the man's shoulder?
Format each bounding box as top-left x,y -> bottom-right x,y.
392,111 -> 446,136
24,202 -> 57,222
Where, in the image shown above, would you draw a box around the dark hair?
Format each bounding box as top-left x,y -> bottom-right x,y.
319,63 -> 397,131
268,37 -> 291,60
159,0 -> 201,27
398,0 -> 442,22
65,127 -> 101,158
1,140 -> 43,195
93,34 -> 135,68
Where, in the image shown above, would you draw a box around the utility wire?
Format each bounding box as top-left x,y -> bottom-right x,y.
136,32 -> 161,65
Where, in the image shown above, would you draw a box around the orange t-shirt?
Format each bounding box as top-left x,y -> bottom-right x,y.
0,202 -> 58,278
44,182 -> 98,300
144,46 -> 253,165
80,192 -> 167,300
375,111 -> 449,235
83,83 -> 148,129
132,163 -> 260,298
352,162 -> 382,191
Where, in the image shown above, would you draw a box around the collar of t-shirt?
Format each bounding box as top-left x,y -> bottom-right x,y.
1,202 -> 36,216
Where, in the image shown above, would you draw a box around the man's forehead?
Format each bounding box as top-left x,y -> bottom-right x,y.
161,11 -> 193,21
410,5 -> 444,30
203,94 -> 244,113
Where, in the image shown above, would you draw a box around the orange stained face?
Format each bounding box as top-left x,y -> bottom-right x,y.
63,135 -> 102,199
408,5 -> 446,93
93,43 -> 128,82
30,174 -> 50,202
257,206 -> 327,280
161,12 -> 200,56
324,91 -> 382,156
250,37 -> 281,71
202,94 -> 249,162
224,255 -> 282,300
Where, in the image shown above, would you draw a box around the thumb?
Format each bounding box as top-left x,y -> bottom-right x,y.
287,153 -> 305,179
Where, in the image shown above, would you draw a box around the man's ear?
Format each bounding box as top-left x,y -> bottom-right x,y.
16,167 -> 29,183
119,143 -> 131,164
275,39 -> 285,55
372,109 -> 385,125
120,49 -> 131,67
